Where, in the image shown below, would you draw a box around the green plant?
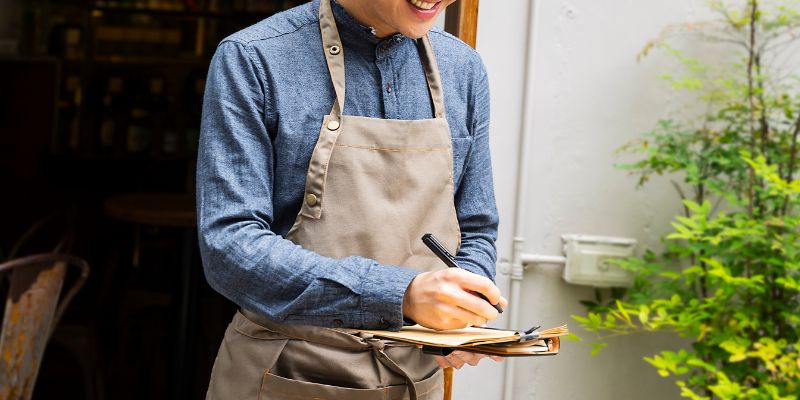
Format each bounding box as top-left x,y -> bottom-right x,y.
574,1 -> 800,399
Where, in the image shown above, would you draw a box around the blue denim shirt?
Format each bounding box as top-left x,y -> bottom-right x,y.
197,0 -> 498,330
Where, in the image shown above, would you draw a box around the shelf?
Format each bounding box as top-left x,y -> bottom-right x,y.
90,5 -> 276,18
92,55 -> 209,65
60,57 -> 209,68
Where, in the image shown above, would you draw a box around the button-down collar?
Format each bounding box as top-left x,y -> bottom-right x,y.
331,0 -> 407,59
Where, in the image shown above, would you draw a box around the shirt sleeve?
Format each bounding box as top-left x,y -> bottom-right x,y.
196,40 -> 418,331
453,62 -> 499,281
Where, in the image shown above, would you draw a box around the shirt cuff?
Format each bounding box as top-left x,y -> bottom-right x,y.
359,263 -> 420,331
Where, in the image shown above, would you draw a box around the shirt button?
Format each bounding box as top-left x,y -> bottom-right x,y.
326,120 -> 340,131
386,84 -> 393,93
333,319 -> 343,327
305,193 -> 318,206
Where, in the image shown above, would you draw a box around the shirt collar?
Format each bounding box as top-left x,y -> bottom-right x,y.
328,0 -> 407,57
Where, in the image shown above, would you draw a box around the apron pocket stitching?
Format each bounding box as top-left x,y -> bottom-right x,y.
334,144 -> 450,152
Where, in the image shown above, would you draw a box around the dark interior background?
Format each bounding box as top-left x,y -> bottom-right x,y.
0,1 -> 304,398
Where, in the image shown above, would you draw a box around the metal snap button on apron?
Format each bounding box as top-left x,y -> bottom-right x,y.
329,45 -> 341,55
305,193 -> 318,206
326,120 -> 340,131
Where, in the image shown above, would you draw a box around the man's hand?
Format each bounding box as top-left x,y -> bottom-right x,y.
402,268 -> 509,330
434,351 -> 503,369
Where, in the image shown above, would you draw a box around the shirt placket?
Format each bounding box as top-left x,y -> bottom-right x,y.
375,38 -> 402,120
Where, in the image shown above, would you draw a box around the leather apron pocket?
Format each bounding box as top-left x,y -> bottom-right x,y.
260,368 -> 444,400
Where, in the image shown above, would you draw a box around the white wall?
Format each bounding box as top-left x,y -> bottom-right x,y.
453,0 -> 719,399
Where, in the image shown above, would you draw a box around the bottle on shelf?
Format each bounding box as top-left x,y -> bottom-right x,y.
147,77 -> 169,156
49,22 -> 85,60
161,101 -> 180,156
58,75 -> 83,155
98,77 -> 125,155
68,88 -> 82,153
126,79 -> 153,154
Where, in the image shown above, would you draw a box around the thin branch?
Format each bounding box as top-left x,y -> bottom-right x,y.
672,180 -> 691,217
782,109 -> 800,214
755,54 -> 770,160
710,192 -> 726,217
746,0 -> 758,221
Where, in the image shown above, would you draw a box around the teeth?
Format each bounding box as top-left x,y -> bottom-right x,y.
409,0 -> 436,10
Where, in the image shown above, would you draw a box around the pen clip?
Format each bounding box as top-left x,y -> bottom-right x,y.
524,325 -> 541,335
517,325 -> 542,342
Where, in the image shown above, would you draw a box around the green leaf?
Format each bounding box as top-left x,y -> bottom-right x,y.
564,333 -> 583,342
591,342 -> 608,356
638,305 -> 650,325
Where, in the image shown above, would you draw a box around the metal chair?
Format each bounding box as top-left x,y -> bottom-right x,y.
0,253 -> 90,400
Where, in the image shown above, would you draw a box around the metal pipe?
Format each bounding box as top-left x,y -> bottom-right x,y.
519,253 -> 566,266
502,0 -> 542,398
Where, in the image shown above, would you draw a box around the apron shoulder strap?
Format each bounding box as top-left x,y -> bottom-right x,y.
319,0 -> 346,117
416,35 -> 446,119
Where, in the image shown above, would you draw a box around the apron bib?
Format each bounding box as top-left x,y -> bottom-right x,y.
207,1 -> 460,398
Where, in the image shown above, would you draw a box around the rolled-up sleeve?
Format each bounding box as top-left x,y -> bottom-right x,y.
196,40 -> 417,331
453,64 -> 499,281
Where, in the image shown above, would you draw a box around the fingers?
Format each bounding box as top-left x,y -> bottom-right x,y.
445,270 -> 509,315
442,305 -> 488,328
403,269 -> 509,330
434,352 -> 505,369
433,354 -> 465,370
455,290 -> 499,321
437,270 -> 507,321
497,296 -> 509,309
433,356 -> 452,369
440,352 -> 495,369
452,351 -> 484,367
450,270 -> 503,305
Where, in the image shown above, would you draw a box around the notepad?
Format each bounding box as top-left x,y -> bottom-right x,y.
350,324 -> 568,357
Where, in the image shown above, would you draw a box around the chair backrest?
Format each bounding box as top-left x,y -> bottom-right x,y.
0,254 -> 89,400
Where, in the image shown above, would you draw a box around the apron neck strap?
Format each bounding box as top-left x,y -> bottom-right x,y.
319,0 -> 346,117
318,0 -> 446,119
415,36 -> 446,119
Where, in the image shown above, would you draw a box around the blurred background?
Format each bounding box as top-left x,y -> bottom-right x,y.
0,1 -> 304,399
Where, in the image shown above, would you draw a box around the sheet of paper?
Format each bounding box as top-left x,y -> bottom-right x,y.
358,325 -> 519,347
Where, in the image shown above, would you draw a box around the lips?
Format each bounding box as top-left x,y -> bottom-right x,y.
407,0 -> 439,11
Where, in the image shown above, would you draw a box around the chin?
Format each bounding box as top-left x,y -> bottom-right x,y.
401,24 -> 436,39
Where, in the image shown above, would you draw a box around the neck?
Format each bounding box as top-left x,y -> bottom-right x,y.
334,0 -> 394,38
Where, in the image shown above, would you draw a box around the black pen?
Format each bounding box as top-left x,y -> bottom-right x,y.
421,233 -> 504,314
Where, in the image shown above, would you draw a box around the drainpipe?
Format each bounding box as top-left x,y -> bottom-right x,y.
501,0 -> 542,399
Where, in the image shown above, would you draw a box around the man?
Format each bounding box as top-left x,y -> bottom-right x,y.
197,0 -> 507,398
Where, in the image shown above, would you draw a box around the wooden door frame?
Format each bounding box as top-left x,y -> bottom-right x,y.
444,0 -> 480,48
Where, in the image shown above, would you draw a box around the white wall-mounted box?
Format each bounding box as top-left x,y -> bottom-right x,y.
561,234 -> 637,287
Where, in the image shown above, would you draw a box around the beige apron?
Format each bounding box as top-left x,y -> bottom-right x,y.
206,0 -> 461,398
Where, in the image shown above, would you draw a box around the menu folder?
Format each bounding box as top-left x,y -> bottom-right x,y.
351,324 -> 568,358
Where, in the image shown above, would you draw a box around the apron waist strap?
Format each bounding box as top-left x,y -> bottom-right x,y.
239,309 -> 368,350
367,338 -> 421,400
